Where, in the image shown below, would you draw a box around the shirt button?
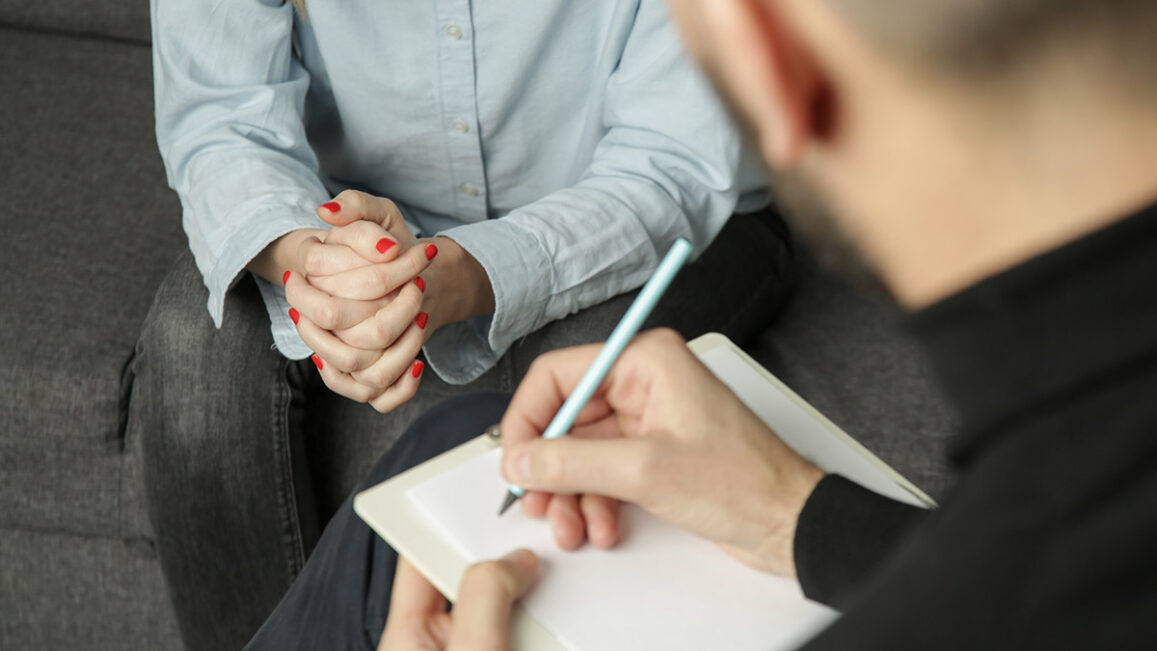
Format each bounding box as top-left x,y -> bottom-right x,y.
451,119 -> 469,133
460,183 -> 481,197
445,24 -> 463,40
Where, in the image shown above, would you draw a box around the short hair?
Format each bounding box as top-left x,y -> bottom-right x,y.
823,0 -> 1157,86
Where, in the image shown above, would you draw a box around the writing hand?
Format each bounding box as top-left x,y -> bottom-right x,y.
498,329 -> 824,576
379,551 -> 538,651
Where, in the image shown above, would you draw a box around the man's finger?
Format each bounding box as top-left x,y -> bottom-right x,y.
380,557 -> 448,649
390,557 -> 447,617
499,344 -> 612,449
448,550 -> 538,651
502,437 -> 654,505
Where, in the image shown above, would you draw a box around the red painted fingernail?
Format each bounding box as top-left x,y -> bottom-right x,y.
425,244 -> 438,260
416,312 -> 429,330
288,308 -> 300,325
376,238 -> 396,254
311,354 -> 323,371
411,361 -> 424,378
283,270 -> 291,285
321,201 -> 341,213
415,276 -> 426,293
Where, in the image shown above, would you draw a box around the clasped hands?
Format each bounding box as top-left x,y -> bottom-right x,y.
381,329 -> 826,650
275,190 -> 491,413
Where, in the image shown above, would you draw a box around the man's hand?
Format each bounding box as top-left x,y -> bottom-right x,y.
498,329 -> 824,577
379,551 -> 539,651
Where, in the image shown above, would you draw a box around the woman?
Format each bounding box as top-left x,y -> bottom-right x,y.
138,0 -> 794,648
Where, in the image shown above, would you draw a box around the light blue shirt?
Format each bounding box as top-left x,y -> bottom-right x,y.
152,0 -> 767,384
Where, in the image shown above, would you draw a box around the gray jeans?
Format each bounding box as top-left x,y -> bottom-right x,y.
132,210 -> 794,650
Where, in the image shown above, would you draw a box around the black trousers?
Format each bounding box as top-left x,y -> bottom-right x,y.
244,392 -> 512,651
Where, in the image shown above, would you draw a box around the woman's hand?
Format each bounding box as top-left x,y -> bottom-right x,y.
379,551 -> 539,651
498,329 -> 825,577
277,190 -> 496,413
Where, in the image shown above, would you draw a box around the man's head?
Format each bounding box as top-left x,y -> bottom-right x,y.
669,0 -> 1157,307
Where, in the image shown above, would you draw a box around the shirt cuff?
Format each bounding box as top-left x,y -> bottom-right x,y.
198,203 -> 328,360
793,475 -> 929,608
436,218 -> 554,354
421,317 -> 505,385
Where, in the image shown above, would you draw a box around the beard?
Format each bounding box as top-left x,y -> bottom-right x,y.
765,167 -> 891,299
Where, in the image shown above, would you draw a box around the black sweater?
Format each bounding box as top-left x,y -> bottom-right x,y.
792,201 -> 1157,649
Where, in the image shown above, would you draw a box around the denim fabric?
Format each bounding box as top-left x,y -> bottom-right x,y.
135,209 -> 794,650
245,393 -> 512,651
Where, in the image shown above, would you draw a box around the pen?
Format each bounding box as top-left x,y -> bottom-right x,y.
498,237 -> 695,515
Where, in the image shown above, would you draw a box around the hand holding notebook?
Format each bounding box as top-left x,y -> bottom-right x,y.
357,333 -> 931,650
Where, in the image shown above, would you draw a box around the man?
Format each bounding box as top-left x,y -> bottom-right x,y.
246,0 -> 1157,648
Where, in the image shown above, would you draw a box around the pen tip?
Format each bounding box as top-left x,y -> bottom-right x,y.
498,491 -> 519,517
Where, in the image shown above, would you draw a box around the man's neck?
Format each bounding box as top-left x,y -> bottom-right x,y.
882,92 -> 1157,310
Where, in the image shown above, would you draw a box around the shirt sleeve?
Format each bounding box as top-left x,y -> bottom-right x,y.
428,0 -> 763,384
794,475 -> 930,607
151,0 -> 328,359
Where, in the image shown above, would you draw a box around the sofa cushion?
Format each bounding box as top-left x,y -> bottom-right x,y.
0,27 -> 183,538
0,0 -> 150,44
748,250 -> 959,500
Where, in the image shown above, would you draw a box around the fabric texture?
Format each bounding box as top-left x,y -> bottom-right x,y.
0,27 -> 183,537
794,202 -> 1157,649
150,0 -> 769,383
0,0 -> 150,43
0,24 -> 184,651
245,393 -> 512,651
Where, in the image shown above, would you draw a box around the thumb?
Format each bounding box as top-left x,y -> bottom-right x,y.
317,190 -> 407,232
502,437 -> 652,504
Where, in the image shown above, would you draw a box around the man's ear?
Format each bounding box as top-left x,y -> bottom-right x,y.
708,0 -> 827,169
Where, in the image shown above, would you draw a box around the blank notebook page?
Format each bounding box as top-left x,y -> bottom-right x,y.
407,447 -> 839,651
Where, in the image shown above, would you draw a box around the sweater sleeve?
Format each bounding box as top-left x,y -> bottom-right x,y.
794,475 -> 929,607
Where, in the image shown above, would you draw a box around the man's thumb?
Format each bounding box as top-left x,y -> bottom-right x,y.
501,437 -> 650,503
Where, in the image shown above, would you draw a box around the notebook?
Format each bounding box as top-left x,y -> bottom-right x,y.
354,333 -> 934,650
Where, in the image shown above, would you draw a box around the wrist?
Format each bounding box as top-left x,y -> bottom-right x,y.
420,236 -> 496,329
247,228 -> 327,285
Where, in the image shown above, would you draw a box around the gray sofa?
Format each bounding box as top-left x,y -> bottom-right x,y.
0,2 -> 956,649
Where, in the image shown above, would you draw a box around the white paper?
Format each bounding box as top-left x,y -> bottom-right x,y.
407,448 -> 838,651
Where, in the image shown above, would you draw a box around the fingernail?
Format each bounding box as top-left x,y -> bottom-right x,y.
508,446 -> 531,483
282,270 -> 291,285
288,308 -> 300,325
415,276 -> 426,293
321,201 -> 341,213
376,238 -> 396,254
416,312 -> 429,330
425,244 -> 438,260
411,360 -> 424,378
311,354 -> 323,371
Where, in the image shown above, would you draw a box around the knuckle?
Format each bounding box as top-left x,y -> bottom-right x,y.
646,327 -> 684,348
534,446 -> 567,487
335,189 -> 364,211
314,303 -> 341,329
463,562 -> 514,595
